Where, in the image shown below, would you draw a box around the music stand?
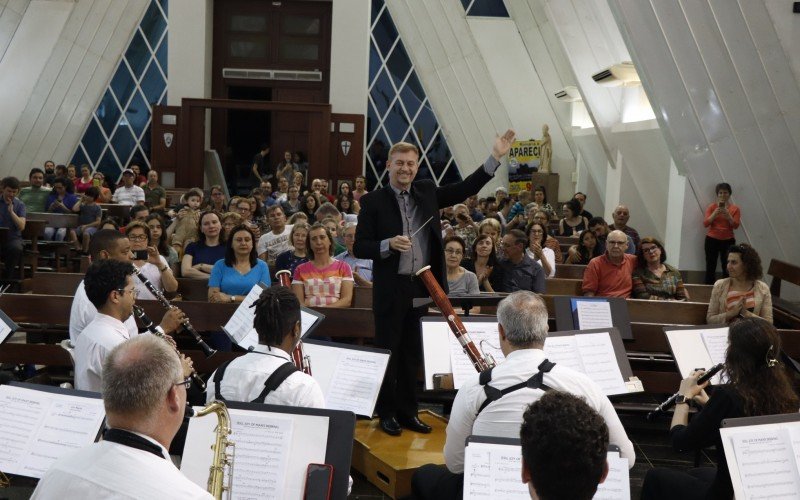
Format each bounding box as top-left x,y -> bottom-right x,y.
553,296 -> 633,340
413,293 -> 508,316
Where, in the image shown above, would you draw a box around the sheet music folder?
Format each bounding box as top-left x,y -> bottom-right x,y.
553,296 -> 633,340
664,324 -> 728,385
0,306 -> 19,345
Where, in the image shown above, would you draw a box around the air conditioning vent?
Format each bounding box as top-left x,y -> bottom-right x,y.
222,68 -> 322,82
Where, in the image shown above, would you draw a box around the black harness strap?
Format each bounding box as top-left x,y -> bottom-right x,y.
477,359 -> 556,415
214,360 -> 299,404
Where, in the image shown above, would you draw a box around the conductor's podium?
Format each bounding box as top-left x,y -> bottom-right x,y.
352,410 -> 447,498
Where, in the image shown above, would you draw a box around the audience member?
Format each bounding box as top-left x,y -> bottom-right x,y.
477,217 -> 501,248
301,192 -> 319,219
19,168 -> 51,212
525,222 -> 555,278
520,392 -> 610,500
251,143 -> 271,186
452,203 -> 478,258
249,188 -> 267,220
92,172 -> 112,202
273,177 -> 290,203
129,204 -> 149,222
257,205 -> 292,268
507,189 -> 532,221
287,212 -> 308,225
319,179 -> 335,203
231,196 -> 262,240
320,216 -> 347,255
707,243 -> 772,324
353,175 -> 369,201
99,217 -> 121,231
205,184 -> 227,213
498,229 -> 545,293
260,181 -> 277,208
573,191 -> 593,219
142,169 -> 166,211
74,165 -> 93,193
220,211 -> 242,239
462,234 -> 503,292
334,223 -> 373,287
703,182 -> 740,284
207,287 -> 324,407
443,235 -> 479,295
43,160 -> 56,186
208,225 -> 271,303
127,221 -> 178,300
292,223 -> 353,307
75,187 -> 102,254
181,211 -> 225,280
129,164 -> 147,186
494,197 -> 512,230
566,229 -> 602,265
44,177 -> 80,242
0,176 -> 26,281
494,186 -> 508,207
411,291 -> 634,499
66,164 -> 77,184
111,169 -> 145,206
280,185 -> 302,217
465,194 -> 485,222
610,204 -> 640,250
632,237 -> 689,300
582,230 -> 637,297
531,210 -> 563,264
532,185 -> 555,220
274,222 -> 310,277
588,217 -> 635,255
641,318 -> 798,500
32,335 -> 208,499
167,188 -> 202,254
276,150 -> 299,185
145,214 -> 179,271
314,202 -> 342,225
558,198 -> 588,237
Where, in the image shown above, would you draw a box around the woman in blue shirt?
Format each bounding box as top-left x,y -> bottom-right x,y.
208,225 -> 270,303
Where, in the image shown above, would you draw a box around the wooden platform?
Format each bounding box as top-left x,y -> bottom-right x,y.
351,410 -> 446,499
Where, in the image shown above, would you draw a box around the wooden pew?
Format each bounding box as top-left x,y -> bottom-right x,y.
27,212 -> 81,272
554,264 -> 586,279
22,272 -> 211,301
684,284 -> 713,303
768,259 -> 800,328
98,203 -> 132,223
544,278 -> 582,296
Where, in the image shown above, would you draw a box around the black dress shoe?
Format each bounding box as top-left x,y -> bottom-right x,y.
379,417 -> 402,436
397,414 -> 432,433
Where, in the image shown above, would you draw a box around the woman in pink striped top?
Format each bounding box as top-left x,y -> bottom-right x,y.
292,223 -> 354,307
703,182 -> 741,284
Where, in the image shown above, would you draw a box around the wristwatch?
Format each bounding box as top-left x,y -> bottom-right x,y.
229,295 -> 235,303
675,395 -> 689,405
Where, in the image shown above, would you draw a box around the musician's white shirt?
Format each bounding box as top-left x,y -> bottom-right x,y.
74,313 -> 132,393
31,434 -> 212,499
444,348 -> 635,473
207,345 -> 325,408
69,280 -> 138,343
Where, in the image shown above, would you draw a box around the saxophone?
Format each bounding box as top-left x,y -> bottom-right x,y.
192,401 -> 235,499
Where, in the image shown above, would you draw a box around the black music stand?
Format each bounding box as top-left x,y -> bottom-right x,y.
0,306 -> 19,344
413,293 -> 508,316
553,296 -> 633,340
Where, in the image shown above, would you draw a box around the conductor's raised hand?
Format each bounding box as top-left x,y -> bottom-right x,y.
389,235 -> 412,252
492,129 -> 516,161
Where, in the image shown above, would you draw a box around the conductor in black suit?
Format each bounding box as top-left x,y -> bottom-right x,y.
354,129 -> 516,436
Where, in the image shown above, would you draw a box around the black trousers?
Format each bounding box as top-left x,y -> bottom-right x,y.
374,277 -> 427,419
411,464 -> 463,500
0,238 -> 23,280
640,467 -> 716,500
704,236 -> 734,285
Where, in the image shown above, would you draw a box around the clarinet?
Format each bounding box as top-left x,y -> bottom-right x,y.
133,268 -> 216,358
133,305 -> 207,391
415,265 -> 495,372
646,363 -> 725,420
275,270 -> 312,375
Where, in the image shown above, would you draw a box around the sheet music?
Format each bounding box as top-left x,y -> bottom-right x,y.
324,350 -> 388,416
463,442 -> 528,499
594,452 -> 630,500
700,329 -> 728,367
449,322 -> 504,389
0,316 -> 12,344
182,407 -> 329,500
223,284 -> 266,344
0,385 -> 105,478
575,300 -> 613,330
543,336 -> 585,372
730,428 -> 800,499
544,332 -> 628,396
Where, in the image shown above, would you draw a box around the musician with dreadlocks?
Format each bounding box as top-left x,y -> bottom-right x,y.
205,286 -> 324,407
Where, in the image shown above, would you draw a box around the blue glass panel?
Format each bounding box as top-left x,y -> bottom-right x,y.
70,146 -> 89,170
155,36 -> 168,78
368,127 -> 390,172
96,148 -> 121,182
110,63 -> 136,109
427,130 -> 452,178
367,100 -> 380,143
131,146 -> 149,170
95,89 -> 121,136
440,161 -> 463,185
111,124 -> 137,166
139,124 -> 152,156
141,61 -> 166,104
141,0 -> 167,49
467,0 -> 509,17
372,7 -> 398,58
460,0 -> 472,11
370,69 -> 394,118
386,42 -> 411,88
125,91 -> 150,139
412,102 -> 437,148
159,91 -> 167,106
365,167 -> 378,191
82,118 -> 106,163
415,158 -> 432,181
383,101 -> 410,140
371,0 -> 384,26
399,72 -> 424,119
159,0 -> 168,17
125,30 -> 150,80
369,42 -> 381,86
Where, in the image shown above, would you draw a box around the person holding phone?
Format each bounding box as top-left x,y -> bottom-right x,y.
126,221 -> 178,300
703,182 -> 740,284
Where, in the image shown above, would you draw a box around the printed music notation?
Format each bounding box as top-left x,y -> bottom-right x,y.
575,300 -> 614,330
0,385 -> 105,478
325,352 -> 388,416
700,329 -> 728,384
544,332 -> 628,396
448,323 -> 504,389
228,414 -> 294,500
593,453 -> 630,499
730,428 -> 800,499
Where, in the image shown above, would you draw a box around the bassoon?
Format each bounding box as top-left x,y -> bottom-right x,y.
275,270 -> 311,375
415,265 -> 495,372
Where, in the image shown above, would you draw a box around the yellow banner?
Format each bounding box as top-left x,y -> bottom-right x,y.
507,140 -> 541,195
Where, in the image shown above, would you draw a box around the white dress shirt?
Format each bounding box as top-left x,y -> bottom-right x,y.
69,281 -> 138,343
444,348 -> 635,473
31,436 -> 212,499
74,313 -> 133,392
207,345 -> 325,408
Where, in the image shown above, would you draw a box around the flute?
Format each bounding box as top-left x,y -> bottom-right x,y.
415,265 -> 495,372
133,268 -> 216,358
275,270 -> 312,375
133,305 -> 206,391
646,363 -> 724,420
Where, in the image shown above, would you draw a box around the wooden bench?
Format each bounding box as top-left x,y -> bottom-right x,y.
28,212 -> 81,272
554,264 -> 586,279
98,203 -> 133,223
768,259 -> 800,328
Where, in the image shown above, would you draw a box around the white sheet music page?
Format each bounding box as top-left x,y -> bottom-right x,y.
463,442 -> 528,499
449,322 -> 504,389
575,300 -> 613,330
543,336 -> 584,372
575,333 -> 628,396
324,350 -> 388,416
593,452 -> 630,499
223,284 -> 265,345
0,385 -> 105,478
730,428 -> 800,499
0,313 -> 13,344
700,329 -> 728,382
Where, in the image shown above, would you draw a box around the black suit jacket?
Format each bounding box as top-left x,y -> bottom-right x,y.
354,166 -> 494,313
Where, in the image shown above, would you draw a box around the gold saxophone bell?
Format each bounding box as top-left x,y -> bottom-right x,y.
193,401 -> 235,499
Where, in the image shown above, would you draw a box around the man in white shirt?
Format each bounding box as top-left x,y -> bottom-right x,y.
208,286 -> 324,407
256,205 -> 292,268
69,229 -> 183,343
111,168 -> 145,206
335,223 -> 373,287
33,335 -> 211,499
411,291 -> 635,499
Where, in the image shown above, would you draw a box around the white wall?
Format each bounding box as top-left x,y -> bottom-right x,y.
329,0 -> 369,116
0,0 -> 30,62
167,0 -> 212,106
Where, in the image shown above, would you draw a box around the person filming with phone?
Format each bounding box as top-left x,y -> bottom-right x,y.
703,182 -> 740,284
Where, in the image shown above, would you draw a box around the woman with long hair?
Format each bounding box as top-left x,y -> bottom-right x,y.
182,211 -> 226,280
74,164 -> 93,193
126,221 -> 178,300
532,185 -> 555,220
641,318 -> 800,499
632,236 -> 689,300
301,193 -> 319,219
462,234 -> 503,292
204,185 -> 227,213
208,225 -> 270,303
280,185 -> 302,217
145,214 -> 179,272
291,223 -> 353,308
558,198 -> 588,237
707,244 -> 772,324
525,222 -> 555,278
565,230 -> 602,265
